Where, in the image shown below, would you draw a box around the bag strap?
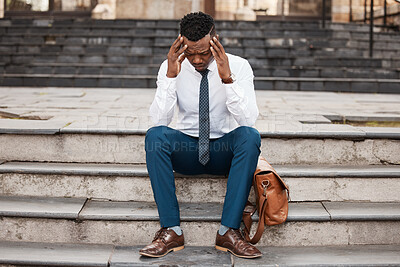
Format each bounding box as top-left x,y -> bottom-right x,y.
242,195 -> 268,245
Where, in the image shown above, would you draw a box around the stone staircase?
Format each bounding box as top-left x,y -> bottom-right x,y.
1,86 -> 400,265
0,19 -> 400,92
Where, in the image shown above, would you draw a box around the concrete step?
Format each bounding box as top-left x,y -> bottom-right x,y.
1,18 -> 399,95
1,195 -> 400,247
1,44 -> 400,62
1,35 -> 399,53
2,62 -> 399,79
3,63 -> 160,76
0,19 -> 394,33
0,53 -> 164,65
0,241 -> 114,267
1,38 -> 399,54
0,21 -> 388,31
2,52 -> 398,64
2,241 -> 400,267
0,87 -> 399,163
1,162 -> 400,202
1,45 -> 400,61
0,19 -> 386,31
0,125 -> 399,165
4,30 -> 397,44
1,73 -> 400,92
254,66 -> 400,79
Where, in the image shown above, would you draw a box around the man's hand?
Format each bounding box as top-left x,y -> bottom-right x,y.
166,34 -> 187,78
210,35 -> 231,81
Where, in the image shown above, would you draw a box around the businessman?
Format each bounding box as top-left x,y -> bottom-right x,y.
141,12 -> 261,259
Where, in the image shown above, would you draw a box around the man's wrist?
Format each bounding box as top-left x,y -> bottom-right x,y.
166,74 -> 177,78
221,73 -> 236,84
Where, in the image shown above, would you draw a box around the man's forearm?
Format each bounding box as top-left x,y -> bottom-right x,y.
225,80 -> 259,127
149,76 -> 178,126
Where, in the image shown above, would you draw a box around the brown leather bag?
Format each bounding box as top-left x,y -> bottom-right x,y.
242,156 -> 290,244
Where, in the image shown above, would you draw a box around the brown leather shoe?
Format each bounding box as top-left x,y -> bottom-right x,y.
139,228 -> 184,258
215,228 -> 262,259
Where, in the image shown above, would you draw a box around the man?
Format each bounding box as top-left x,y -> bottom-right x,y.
141,12 -> 261,259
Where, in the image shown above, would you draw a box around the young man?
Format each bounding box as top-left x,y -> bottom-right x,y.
141,12 -> 261,259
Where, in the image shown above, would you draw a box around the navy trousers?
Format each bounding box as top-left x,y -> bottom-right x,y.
145,125 -> 261,229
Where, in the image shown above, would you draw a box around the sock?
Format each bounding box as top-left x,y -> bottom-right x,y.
167,226 -> 182,236
218,224 -> 229,236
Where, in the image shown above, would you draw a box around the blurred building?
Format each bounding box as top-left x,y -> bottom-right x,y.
1,0 -> 399,26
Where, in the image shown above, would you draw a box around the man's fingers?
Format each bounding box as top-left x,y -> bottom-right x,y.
177,44 -> 187,55
170,34 -> 181,50
210,40 -> 221,56
178,53 -> 186,64
210,46 -> 218,59
171,34 -> 181,46
170,35 -> 184,53
213,36 -> 226,54
173,38 -> 184,52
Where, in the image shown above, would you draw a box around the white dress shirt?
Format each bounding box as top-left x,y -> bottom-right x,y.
149,53 -> 259,139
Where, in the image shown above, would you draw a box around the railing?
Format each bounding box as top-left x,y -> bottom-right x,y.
366,0 -> 400,57
324,0 -> 400,58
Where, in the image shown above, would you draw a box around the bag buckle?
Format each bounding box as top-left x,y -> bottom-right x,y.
262,180 -> 270,196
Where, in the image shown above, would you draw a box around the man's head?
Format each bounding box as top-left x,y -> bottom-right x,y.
180,12 -> 216,72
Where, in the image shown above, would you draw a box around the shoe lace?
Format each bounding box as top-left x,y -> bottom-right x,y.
152,228 -> 169,243
231,229 -> 244,242
231,229 -> 253,251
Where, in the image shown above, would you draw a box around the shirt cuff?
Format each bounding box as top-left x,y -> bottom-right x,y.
164,75 -> 177,82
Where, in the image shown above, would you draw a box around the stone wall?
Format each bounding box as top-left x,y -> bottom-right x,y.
289,0 -> 321,16
215,0 -> 238,20
0,0 -> 4,18
115,0 -> 204,19
331,0 -> 350,22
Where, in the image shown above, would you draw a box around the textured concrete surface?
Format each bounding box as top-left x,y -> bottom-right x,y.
0,118 -> 68,134
2,161 -> 400,177
80,201 -> 224,221
0,87 -> 399,139
1,242 -> 400,267
79,201 -> 330,222
0,162 -> 149,176
323,202 -> 400,220
1,162 -> 400,202
1,197 -> 400,246
0,195 -> 86,219
2,217 -> 400,246
1,134 -> 399,164
284,202 -> 330,221
233,245 -> 400,266
285,177 -> 400,202
110,246 -> 232,267
0,241 -> 113,267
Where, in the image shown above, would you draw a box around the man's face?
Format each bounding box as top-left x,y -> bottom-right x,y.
182,34 -> 214,72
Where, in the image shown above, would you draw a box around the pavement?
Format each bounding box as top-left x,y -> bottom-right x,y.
1,241 -> 400,267
0,87 -> 399,137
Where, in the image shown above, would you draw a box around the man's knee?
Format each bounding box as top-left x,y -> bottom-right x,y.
145,126 -> 170,152
235,126 -> 261,149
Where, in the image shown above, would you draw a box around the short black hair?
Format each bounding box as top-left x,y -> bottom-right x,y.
180,12 -> 215,42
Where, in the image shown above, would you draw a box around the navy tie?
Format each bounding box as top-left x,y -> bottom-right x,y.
198,69 -> 210,165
